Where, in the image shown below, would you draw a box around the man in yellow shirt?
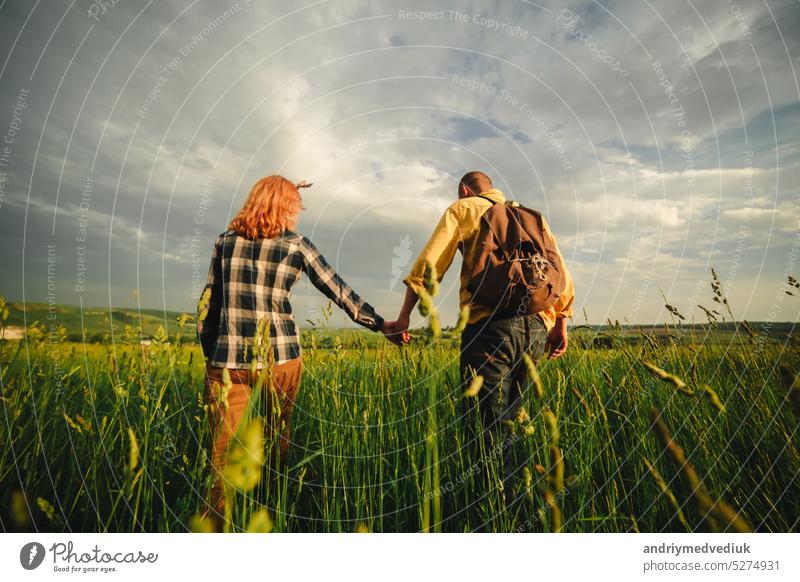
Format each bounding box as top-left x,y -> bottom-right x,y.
389,170 -> 575,494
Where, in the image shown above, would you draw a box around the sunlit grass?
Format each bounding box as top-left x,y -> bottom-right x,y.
0,291 -> 798,532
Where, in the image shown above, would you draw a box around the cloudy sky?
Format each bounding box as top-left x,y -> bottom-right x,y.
0,0 -> 798,330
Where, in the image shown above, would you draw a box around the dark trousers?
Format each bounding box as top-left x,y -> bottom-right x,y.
459,314 -> 547,496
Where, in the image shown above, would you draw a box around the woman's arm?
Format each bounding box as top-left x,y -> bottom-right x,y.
298,236 -> 384,333
196,237 -> 223,360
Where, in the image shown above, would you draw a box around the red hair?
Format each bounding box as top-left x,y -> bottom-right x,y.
229,175 -> 303,239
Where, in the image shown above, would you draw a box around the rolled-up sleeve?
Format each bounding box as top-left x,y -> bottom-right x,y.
555,267 -> 575,319
403,205 -> 462,296
543,217 -> 574,319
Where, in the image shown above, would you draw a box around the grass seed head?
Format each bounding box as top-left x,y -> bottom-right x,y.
522,353 -> 544,399
10,491 -> 30,528
222,420 -> 265,492
642,361 -> 694,395
246,508 -> 274,533
463,375 -> 484,398
430,311 -> 441,339
454,306 -> 470,334
701,385 -> 726,414
423,262 -> 439,296
543,409 -> 559,445
418,289 -> 433,317
779,366 -> 800,420
549,444 -> 564,493
127,427 -> 139,471
189,514 -> 215,533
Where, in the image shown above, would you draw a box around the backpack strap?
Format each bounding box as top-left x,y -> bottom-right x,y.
475,194 -> 497,205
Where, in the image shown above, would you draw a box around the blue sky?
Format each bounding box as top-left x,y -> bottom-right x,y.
0,0 -> 798,329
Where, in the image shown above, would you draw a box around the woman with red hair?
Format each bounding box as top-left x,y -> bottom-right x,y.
196,175 -> 400,530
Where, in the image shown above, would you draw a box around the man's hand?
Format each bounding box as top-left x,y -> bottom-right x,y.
544,318 -> 568,359
382,320 -> 410,346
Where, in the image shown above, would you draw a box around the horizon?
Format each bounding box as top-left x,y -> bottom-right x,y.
3,298 -> 797,331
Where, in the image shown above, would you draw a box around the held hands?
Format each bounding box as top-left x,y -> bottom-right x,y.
544,319 -> 568,359
381,288 -> 416,347
382,319 -> 410,346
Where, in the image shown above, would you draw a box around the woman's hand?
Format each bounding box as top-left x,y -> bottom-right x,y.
382,320 -> 410,346
296,180 -> 314,189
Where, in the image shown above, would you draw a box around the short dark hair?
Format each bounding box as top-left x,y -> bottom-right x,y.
459,171 -> 493,193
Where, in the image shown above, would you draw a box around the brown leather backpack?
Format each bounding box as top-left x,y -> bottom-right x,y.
464,196 -> 567,316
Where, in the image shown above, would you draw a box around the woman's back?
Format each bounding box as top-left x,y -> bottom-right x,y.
197,229 -> 383,368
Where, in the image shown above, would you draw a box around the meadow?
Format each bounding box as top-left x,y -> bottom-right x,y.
1,277 -> 799,533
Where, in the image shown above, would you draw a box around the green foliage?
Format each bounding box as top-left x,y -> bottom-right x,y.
1,325 -> 798,532
1,275 -> 798,532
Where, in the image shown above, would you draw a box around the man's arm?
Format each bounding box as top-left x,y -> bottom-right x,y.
394,205 -> 462,332
554,269 -> 575,320
394,285 -> 419,332
542,216 -> 574,358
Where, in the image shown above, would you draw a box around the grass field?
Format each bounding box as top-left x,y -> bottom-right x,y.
1,279 -> 799,533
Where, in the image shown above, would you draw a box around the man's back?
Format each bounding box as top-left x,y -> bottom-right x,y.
402,188 -> 574,331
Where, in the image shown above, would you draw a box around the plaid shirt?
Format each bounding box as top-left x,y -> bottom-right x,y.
196,230 -> 384,367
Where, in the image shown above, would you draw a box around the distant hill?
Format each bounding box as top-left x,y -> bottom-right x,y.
3,302 -> 194,342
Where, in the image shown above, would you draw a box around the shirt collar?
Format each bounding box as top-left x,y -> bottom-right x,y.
475,188 -> 506,203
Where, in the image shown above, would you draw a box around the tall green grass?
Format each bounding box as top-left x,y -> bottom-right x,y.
1,292 -> 799,532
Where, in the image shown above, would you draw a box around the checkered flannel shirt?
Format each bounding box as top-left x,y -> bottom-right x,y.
196,230 -> 384,367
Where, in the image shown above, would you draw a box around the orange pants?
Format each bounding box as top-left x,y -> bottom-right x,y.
202,358 -> 303,525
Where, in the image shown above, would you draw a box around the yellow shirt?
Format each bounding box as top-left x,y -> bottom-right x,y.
402,189 -> 575,331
